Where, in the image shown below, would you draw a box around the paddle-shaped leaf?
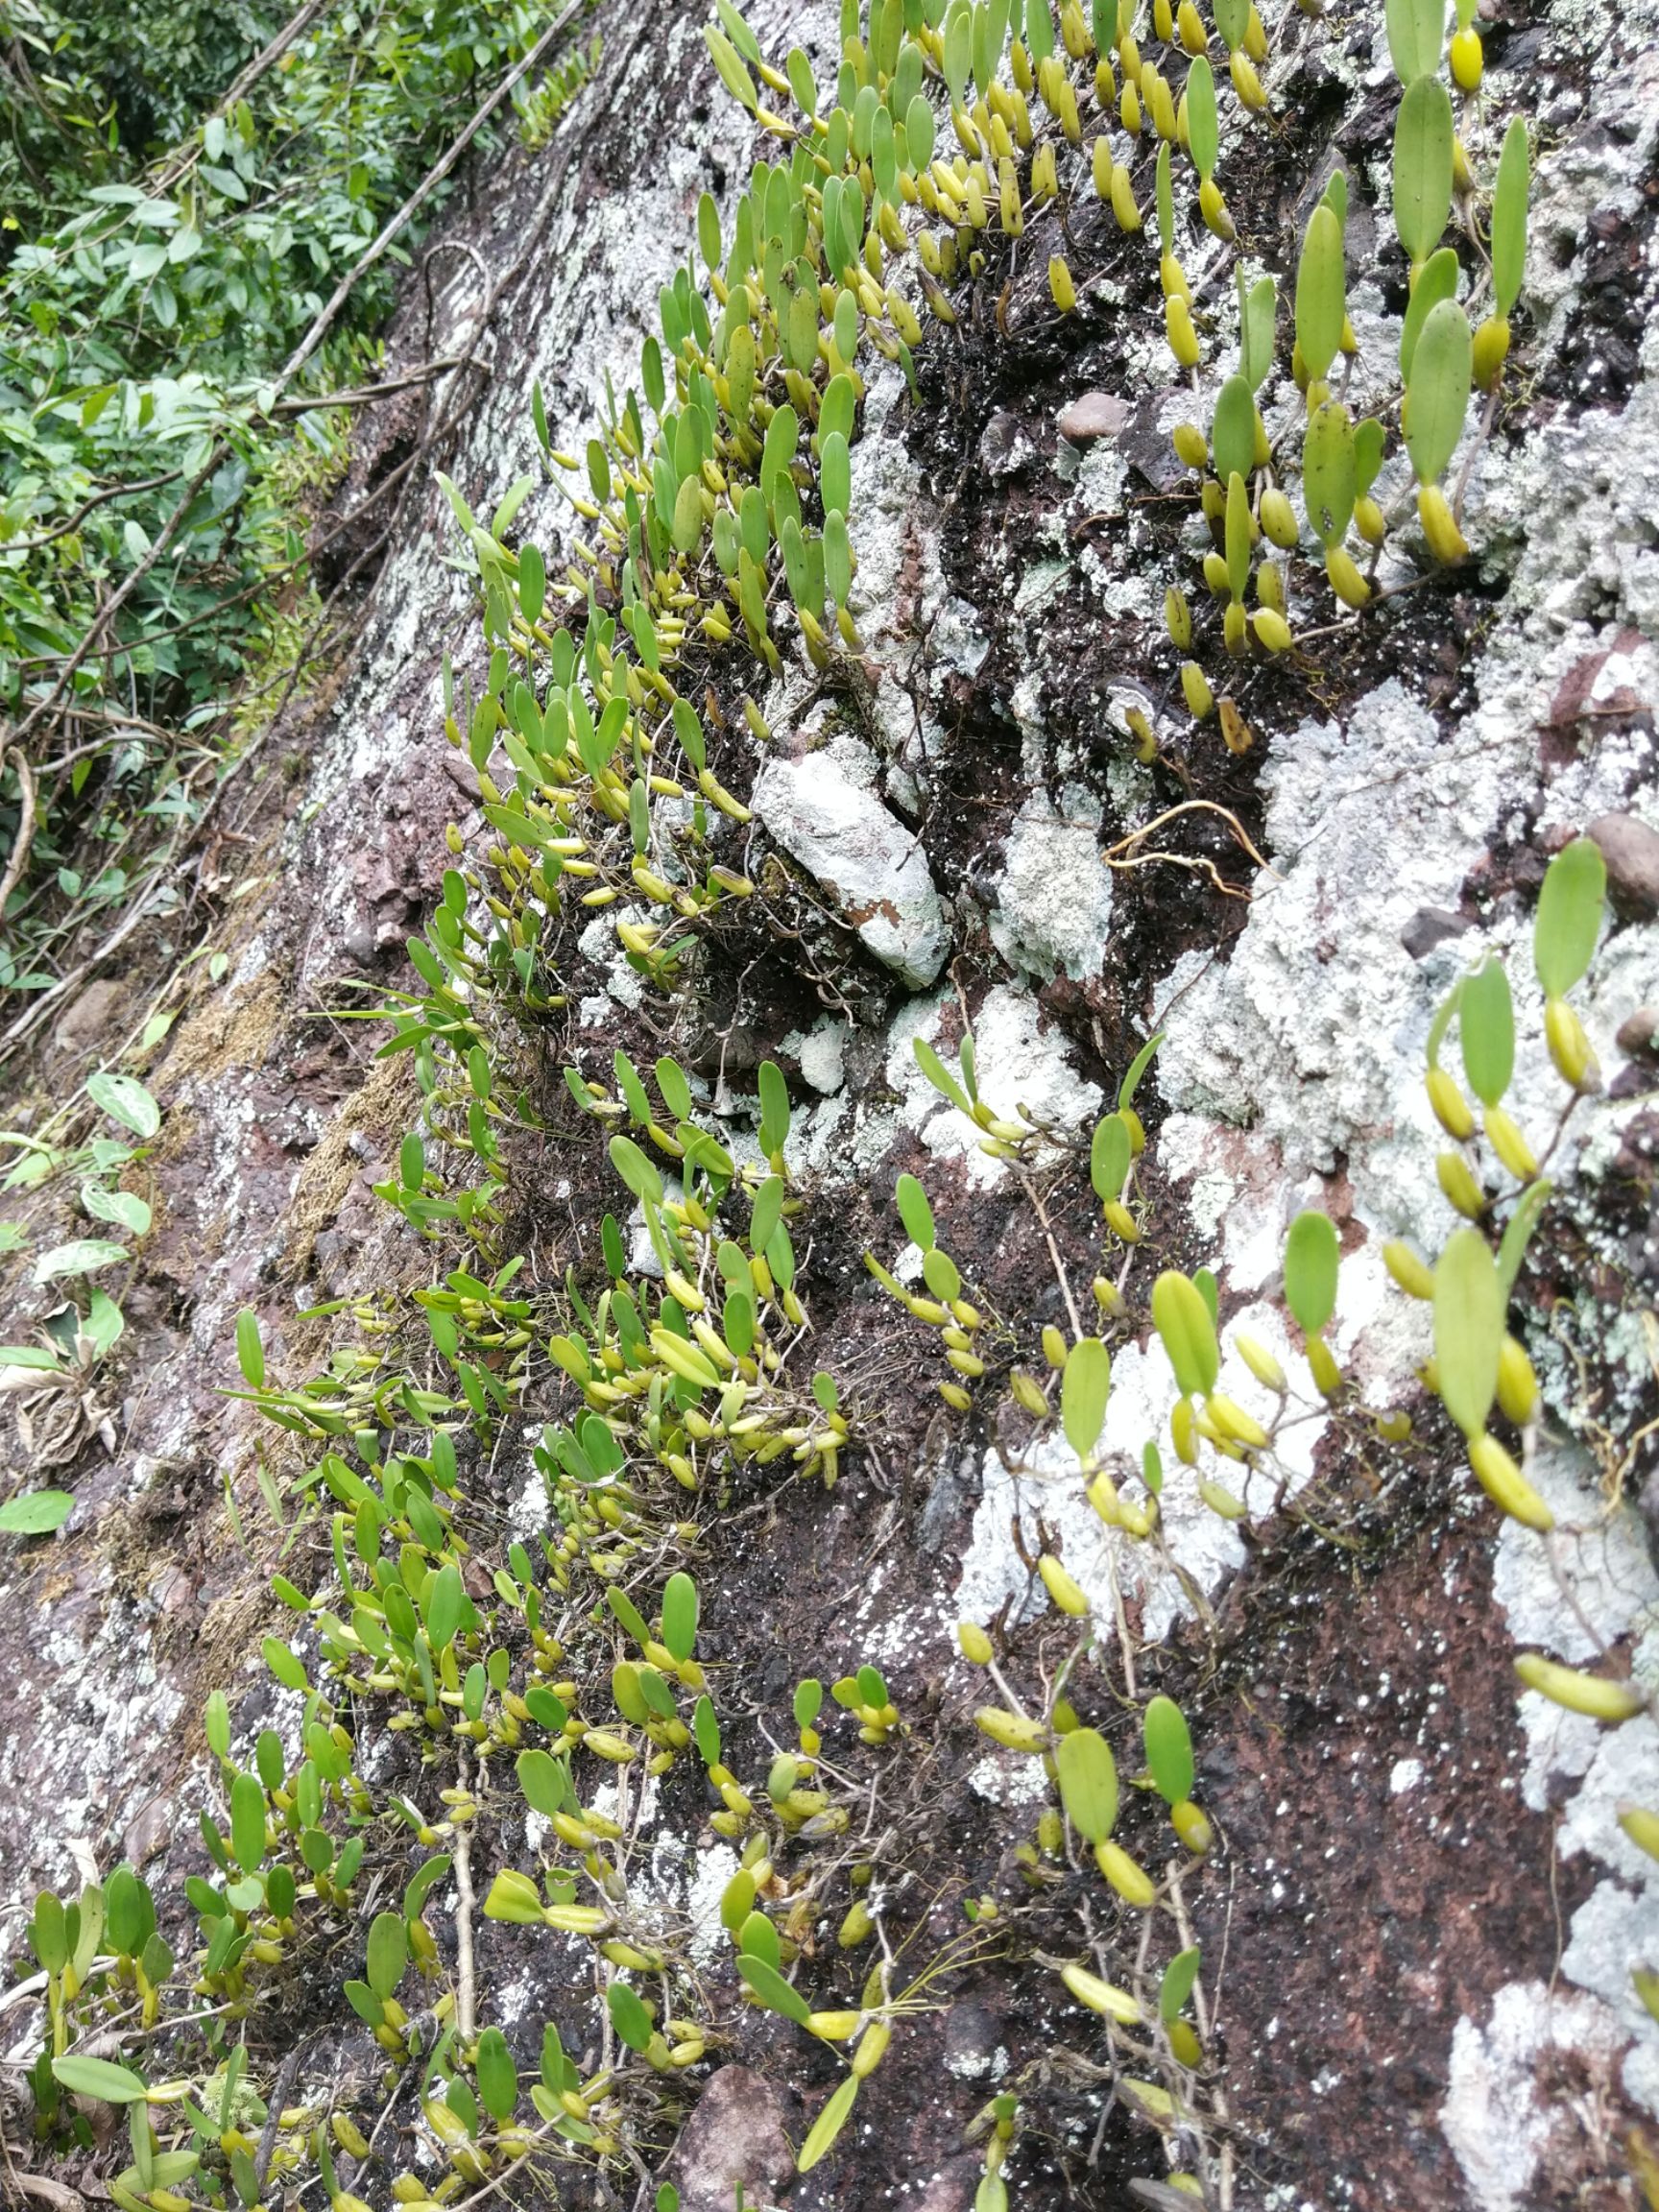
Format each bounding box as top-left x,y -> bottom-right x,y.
1056,1727 -> 1118,1841
1405,298 -> 1472,485
1295,204 -> 1345,383
1433,1228 -> 1504,1439
1534,837 -> 1606,998
1152,1273 -> 1219,1398
1393,77 -> 1454,266
1062,1338 -> 1111,1463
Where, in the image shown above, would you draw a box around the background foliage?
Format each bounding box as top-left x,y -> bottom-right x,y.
0,0 -> 576,998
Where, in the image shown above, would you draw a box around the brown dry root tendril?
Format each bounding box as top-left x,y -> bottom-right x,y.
1101,802 -> 1280,902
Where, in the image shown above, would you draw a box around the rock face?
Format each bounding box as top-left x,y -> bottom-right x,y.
1,0 -> 1657,2209
661,2066 -> 796,2212
753,745 -> 950,988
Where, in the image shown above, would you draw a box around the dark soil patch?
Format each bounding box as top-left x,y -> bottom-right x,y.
1187,1466 -> 1615,2210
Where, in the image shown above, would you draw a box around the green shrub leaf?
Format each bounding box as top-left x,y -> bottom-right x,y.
86,1071 -> 160,1140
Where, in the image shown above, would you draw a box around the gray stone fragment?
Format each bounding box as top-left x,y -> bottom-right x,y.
979,408 -> 1040,478
754,751 -> 949,987
1057,390 -> 1129,443
1588,812 -> 1659,918
661,2066 -> 795,2212
1401,905 -> 1473,960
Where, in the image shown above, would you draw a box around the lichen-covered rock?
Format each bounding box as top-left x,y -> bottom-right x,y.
661,2065 -> 796,2212
753,745 -> 950,988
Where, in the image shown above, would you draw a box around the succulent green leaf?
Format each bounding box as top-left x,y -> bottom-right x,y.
794,1677 -> 824,1728
366,1911 -> 407,2000
693,1695 -> 721,1767
1384,0 -> 1444,84
1152,1272 -> 1219,1398
1239,276 -> 1277,393
704,26 -> 758,111
262,1638 -> 307,1691
895,1171 -> 936,1251
234,1309 -> 265,1390
1284,1211 -> 1339,1334
1061,1338 -> 1112,1464
1534,836 -> 1607,999
661,1571 -> 699,1662
1186,56 -> 1218,180
606,1584 -> 652,1647
798,2074 -> 860,2175
1497,1178 -> 1553,1296
1399,249 -> 1457,386
1392,76 -> 1455,267
1433,1227 -> 1504,1440
1405,297 -> 1472,485
739,1907 -> 781,1967
1303,398 -> 1357,549
738,1953 -> 813,2026
609,1135 -> 663,1206
228,1773 -> 265,1874
475,2028 -> 518,2123
1144,1694 -> 1195,1804
31,1891 -> 68,1974
1155,142 -> 1174,258
1459,959 -> 1514,1107
1211,374 -> 1256,492
425,1562 -> 465,1651
1091,1113 -> 1131,1203
484,1870 -> 549,1924
1225,470 -> 1251,602
913,1036 -> 974,1118
1491,117 -> 1529,319
517,1749 -> 571,1818
1055,1726 -> 1118,1841
1295,203 -> 1345,384
757,1060 -> 791,1160
608,1981 -> 655,2052
1160,1945 -> 1202,2023
1118,1031 -> 1164,1110
52,2056 -> 149,2104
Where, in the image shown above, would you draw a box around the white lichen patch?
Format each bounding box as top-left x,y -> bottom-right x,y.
988,795 -> 1116,984
1442,1980 -> 1632,2212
